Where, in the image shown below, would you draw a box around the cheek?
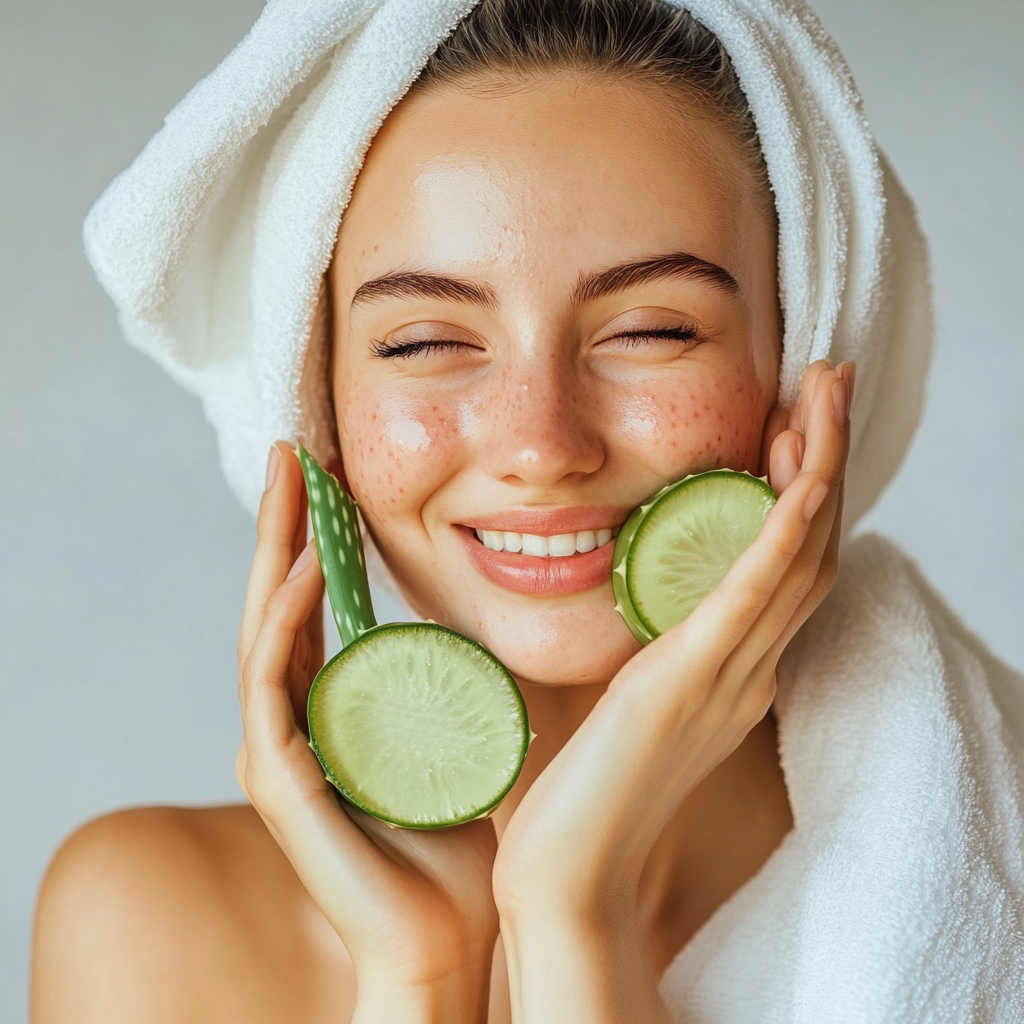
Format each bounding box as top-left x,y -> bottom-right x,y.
337,381 -> 474,519
611,360 -> 769,474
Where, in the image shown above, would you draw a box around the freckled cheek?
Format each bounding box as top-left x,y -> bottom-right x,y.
612,378 -> 767,472
337,390 -> 469,515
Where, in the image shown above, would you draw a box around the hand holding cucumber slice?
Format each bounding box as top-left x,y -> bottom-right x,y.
612,470 -> 777,644
298,446 -> 530,830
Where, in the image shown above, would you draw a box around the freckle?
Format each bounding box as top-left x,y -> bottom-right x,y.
432,406 -> 439,412
669,421 -> 676,429
717,434 -> 722,441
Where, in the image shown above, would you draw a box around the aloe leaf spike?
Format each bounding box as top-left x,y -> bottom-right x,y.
297,445 -> 377,646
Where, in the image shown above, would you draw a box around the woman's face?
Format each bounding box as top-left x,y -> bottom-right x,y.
332,74 -> 781,686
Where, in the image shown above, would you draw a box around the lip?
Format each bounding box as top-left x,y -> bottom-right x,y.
460,505 -> 629,535
456,524 -> 616,596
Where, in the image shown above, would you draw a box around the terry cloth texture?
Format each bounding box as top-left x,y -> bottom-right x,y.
660,534 -> 1024,1022
84,0 -> 932,524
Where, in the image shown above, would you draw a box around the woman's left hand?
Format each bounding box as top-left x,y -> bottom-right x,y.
493,360 -> 853,1023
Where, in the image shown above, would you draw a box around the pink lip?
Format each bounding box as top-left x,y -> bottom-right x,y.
461,505 -> 629,535
456,525 -> 616,596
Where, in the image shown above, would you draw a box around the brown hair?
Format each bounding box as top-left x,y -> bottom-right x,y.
418,0 -> 767,189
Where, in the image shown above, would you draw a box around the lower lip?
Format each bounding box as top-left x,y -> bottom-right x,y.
456,526 -> 615,596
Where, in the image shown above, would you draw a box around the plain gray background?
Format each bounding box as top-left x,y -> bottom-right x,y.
2,0 -> 1022,1020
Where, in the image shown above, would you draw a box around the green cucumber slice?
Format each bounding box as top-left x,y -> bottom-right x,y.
618,470 -> 776,641
309,623 -> 528,828
296,446 -> 529,829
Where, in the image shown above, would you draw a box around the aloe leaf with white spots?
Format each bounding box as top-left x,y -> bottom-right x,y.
297,445 -> 376,646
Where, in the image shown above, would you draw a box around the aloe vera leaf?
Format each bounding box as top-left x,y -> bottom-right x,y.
297,445 -> 377,646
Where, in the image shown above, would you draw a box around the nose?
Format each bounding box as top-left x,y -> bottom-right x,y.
480,352 -> 605,487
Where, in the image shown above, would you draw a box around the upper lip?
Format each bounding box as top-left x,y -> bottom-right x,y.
458,505 -> 631,535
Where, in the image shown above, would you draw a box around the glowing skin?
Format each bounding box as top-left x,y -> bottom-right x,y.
332,74 -> 782,687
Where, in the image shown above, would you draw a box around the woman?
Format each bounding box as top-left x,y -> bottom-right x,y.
32,1 -> 1024,1021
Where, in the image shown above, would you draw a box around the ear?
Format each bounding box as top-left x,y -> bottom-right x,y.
759,407 -> 790,477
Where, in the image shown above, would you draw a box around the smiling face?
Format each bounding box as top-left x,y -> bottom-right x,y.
330,73 -> 781,686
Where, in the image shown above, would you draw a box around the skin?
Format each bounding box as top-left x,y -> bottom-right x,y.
32,74 -> 853,1024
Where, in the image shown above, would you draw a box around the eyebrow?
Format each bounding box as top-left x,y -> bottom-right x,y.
349,251 -> 737,312
571,251 -> 738,305
351,271 -> 498,309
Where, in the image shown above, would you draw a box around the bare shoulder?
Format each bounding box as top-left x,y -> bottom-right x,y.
32,804 -> 355,1024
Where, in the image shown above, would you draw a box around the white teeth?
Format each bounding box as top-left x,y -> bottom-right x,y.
473,526 -> 619,556
575,530 -> 596,553
548,533 -> 577,557
522,533 -> 549,557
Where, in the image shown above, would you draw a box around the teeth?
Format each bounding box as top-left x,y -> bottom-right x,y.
473,526 -> 618,557
522,533 -> 549,557
575,530 -> 596,553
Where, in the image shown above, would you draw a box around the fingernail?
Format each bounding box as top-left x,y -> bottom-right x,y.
845,361 -> 857,403
286,539 -> 318,580
265,444 -> 281,492
832,379 -> 850,429
803,479 -> 828,522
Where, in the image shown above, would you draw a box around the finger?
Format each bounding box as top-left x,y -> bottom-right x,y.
789,359 -> 833,435
721,371 -> 852,687
769,428 -> 805,493
238,443 -> 308,666
240,539 -> 323,751
640,471 -> 827,688
759,407 -> 789,477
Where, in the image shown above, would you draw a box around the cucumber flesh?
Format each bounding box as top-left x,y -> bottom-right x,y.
310,623 -> 528,828
296,446 -> 529,829
621,471 -> 776,640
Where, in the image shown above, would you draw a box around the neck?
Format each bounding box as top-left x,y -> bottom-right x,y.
490,677 -> 793,972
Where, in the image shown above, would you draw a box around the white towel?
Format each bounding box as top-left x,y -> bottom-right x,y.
660,533 -> 1024,1022
83,0 -> 932,526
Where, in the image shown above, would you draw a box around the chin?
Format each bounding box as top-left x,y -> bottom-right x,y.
461,600 -> 642,688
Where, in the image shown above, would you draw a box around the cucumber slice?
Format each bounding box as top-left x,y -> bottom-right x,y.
309,623 -> 528,828
617,470 -> 776,641
296,446 -> 529,829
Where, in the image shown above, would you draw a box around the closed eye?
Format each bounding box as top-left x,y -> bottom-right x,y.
608,327 -> 701,347
371,339 -> 475,359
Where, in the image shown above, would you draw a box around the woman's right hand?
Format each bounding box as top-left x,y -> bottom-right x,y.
235,442 -> 497,1024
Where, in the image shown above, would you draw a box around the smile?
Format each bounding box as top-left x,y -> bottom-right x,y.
456,515 -> 626,596
474,527 -> 618,557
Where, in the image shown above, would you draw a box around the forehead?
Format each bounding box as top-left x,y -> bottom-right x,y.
336,75 -> 766,292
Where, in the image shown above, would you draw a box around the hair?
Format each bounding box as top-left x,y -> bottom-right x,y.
418,0 -> 769,192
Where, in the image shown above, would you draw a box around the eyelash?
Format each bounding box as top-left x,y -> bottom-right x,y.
371,339 -> 469,359
610,327 -> 700,348
372,327 -> 701,359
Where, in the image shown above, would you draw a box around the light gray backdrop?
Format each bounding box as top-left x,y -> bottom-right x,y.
1,0 -> 1021,1020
